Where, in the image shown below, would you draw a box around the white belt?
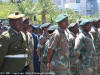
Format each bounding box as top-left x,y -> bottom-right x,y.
4,54 -> 28,58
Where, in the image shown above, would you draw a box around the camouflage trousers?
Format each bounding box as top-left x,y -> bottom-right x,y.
40,63 -> 48,75
50,69 -> 71,75
70,56 -> 80,75
95,51 -> 100,74
78,57 -> 97,75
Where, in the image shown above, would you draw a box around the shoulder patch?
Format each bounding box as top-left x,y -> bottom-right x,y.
77,33 -> 84,40
53,30 -> 60,37
1,31 -> 8,35
69,34 -> 74,40
1,31 -> 10,38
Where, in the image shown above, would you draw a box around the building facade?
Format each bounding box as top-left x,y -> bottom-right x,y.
53,0 -> 99,15
1,0 -> 99,15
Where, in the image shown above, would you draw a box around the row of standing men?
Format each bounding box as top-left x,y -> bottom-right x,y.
0,12 -> 100,75
36,14 -> 100,75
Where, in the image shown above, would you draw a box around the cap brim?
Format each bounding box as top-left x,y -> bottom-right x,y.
56,16 -> 67,23
8,14 -> 25,19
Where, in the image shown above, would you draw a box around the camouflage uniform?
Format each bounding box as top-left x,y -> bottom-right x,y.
90,27 -> 100,73
74,31 -> 97,75
48,28 -> 71,75
68,32 -> 80,75
38,32 -> 50,73
26,32 -> 34,73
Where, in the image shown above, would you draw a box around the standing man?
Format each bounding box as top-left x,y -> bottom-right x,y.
47,14 -> 71,75
37,23 -> 51,73
89,19 -> 100,74
74,19 -> 97,75
68,23 -> 80,75
23,17 -> 34,73
32,25 -> 41,74
0,12 -> 28,73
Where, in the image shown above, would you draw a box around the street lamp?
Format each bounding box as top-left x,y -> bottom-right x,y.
17,0 -> 21,6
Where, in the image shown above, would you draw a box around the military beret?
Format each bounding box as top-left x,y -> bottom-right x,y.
68,23 -> 77,29
23,17 -> 29,22
94,18 -> 100,22
23,17 -> 33,26
48,25 -> 58,31
76,18 -> 84,24
8,12 -> 25,19
79,19 -> 90,26
40,23 -> 51,28
56,14 -> 68,23
32,24 -> 41,29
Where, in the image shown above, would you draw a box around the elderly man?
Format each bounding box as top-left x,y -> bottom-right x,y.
0,12 -> 28,74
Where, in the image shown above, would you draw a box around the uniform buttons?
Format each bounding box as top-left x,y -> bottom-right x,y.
0,44 -> 2,47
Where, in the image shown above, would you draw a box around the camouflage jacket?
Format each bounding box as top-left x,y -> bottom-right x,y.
74,31 -> 96,66
49,28 -> 70,71
90,27 -> 100,53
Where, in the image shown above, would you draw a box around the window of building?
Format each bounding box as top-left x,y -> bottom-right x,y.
75,11 -> 79,13
70,0 -> 76,3
57,0 -> 61,5
88,0 -> 93,2
86,10 -> 92,15
76,0 -> 80,3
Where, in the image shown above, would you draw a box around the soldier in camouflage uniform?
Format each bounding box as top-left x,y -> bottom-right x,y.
68,23 -> 80,75
23,17 -> 34,73
37,23 -> 51,74
37,25 -> 59,75
47,14 -> 71,75
42,25 -> 59,62
89,19 -> 100,74
74,19 -> 97,75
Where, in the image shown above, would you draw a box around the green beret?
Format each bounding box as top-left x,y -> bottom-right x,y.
56,14 -> 68,23
76,18 -> 84,24
68,23 -> 77,29
41,23 -> 51,28
48,25 -> 58,31
79,19 -> 90,26
94,18 -> 100,22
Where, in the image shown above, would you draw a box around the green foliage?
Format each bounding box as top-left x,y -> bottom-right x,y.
1,1 -> 98,24
0,2 -> 17,18
17,0 -> 37,19
81,16 -> 91,19
60,8 -> 81,23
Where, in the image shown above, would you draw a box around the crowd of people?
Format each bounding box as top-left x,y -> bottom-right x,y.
0,12 -> 100,75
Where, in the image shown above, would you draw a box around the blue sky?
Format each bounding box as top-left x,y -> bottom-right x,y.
98,0 -> 100,2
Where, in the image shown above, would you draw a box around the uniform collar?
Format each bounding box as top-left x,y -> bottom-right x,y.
58,27 -> 68,32
10,28 -> 19,34
69,31 -> 76,37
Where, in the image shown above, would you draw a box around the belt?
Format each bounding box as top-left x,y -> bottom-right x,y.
4,54 -> 28,58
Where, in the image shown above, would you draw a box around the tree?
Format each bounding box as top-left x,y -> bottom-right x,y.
0,2 -> 17,18
17,0 -> 37,19
0,0 -> 2,3
36,0 -> 59,24
61,8 -> 81,23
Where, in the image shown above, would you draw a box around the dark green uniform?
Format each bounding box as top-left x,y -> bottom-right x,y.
0,28 -> 28,72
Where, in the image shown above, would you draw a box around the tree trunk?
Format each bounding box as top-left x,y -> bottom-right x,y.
0,0 -> 2,3
42,13 -> 46,24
